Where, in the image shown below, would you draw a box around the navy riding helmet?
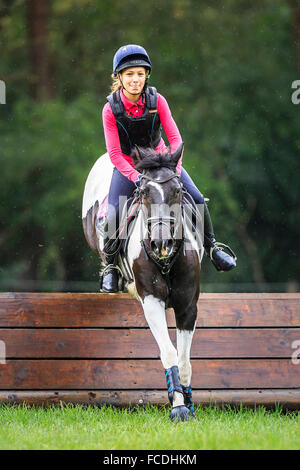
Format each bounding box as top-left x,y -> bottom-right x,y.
113,44 -> 152,76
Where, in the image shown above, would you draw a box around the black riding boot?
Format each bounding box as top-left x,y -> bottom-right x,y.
100,223 -> 121,293
101,253 -> 120,293
204,202 -> 237,272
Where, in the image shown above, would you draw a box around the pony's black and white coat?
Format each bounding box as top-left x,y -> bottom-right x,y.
82,144 -> 203,420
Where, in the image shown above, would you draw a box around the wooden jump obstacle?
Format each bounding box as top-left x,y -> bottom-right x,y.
0,292 -> 300,408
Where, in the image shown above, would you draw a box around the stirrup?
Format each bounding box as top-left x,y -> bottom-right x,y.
208,242 -> 237,272
100,264 -> 123,294
101,264 -> 123,276
209,242 -> 237,262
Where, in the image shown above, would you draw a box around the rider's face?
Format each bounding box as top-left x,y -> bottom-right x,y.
120,67 -> 147,95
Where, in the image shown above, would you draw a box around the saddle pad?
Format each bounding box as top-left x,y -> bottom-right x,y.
98,196 -> 108,220
82,152 -> 114,219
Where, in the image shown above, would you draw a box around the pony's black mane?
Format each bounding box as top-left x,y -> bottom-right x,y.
131,147 -> 177,172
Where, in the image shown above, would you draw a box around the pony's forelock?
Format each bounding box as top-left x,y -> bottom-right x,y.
131,147 -> 177,172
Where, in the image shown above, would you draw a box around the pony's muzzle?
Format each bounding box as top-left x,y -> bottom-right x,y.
150,239 -> 174,258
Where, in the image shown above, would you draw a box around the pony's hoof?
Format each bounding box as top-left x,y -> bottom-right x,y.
169,405 -> 192,422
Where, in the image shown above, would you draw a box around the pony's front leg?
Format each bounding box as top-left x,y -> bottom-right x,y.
141,295 -> 190,421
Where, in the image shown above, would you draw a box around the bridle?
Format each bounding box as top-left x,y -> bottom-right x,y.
138,171 -> 184,262
144,174 -> 181,242
141,173 -> 181,184
137,171 -> 186,307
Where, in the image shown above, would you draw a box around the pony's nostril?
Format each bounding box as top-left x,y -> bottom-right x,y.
166,240 -> 173,251
151,240 -> 161,254
161,239 -> 173,256
151,239 -> 173,257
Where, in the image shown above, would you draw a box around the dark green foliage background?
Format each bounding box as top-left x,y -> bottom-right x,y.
1,0 -> 299,291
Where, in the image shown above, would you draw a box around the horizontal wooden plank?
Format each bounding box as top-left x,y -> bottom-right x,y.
197,297 -> 300,327
0,292 -> 299,327
0,329 -> 160,359
0,293 -> 144,328
1,328 -> 299,358
1,389 -> 300,409
191,329 -> 300,358
0,359 -> 299,389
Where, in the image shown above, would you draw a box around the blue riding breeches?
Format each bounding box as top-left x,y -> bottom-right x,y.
106,167 -> 204,231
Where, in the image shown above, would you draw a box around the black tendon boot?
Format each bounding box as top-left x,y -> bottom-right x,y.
182,385 -> 196,418
165,366 -> 193,421
203,201 -> 237,272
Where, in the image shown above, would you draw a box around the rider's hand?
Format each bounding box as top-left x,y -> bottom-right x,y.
135,174 -> 142,187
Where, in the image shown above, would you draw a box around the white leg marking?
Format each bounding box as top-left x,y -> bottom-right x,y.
177,328 -> 195,387
142,295 -> 178,369
172,391 -> 184,408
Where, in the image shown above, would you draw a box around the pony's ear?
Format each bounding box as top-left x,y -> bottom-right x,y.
131,145 -> 142,164
171,142 -> 184,166
132,145 -> 149,163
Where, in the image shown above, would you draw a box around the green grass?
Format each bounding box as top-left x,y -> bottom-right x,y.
0,403 -> 300,450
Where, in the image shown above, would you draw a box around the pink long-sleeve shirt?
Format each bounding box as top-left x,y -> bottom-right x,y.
102,88 -> 182,182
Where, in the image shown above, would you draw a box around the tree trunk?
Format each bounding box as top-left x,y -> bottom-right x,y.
235,195 -> 266,287
288,0 -> 300,76
27,0 -> 54,101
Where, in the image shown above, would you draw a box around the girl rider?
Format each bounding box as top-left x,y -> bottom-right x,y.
101,44 -> 236,292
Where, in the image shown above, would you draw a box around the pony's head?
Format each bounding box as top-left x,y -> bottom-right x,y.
131,143 -> 184,259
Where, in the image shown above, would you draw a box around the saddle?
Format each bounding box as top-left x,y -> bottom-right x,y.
96,193 -> 141,262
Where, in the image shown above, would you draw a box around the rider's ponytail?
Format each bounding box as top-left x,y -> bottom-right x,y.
110,73 -> 122,93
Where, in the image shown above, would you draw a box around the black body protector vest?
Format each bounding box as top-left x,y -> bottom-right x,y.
106,86 -> 162,156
